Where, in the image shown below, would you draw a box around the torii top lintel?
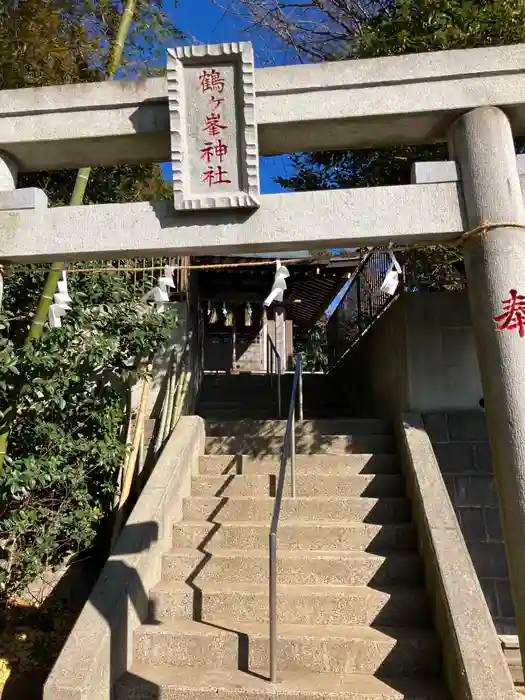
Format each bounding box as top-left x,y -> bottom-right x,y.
1,42 -> 525,173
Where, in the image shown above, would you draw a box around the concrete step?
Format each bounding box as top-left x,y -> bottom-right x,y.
198,380 -> 283,395
199,386 -> 277,395
116,664 -> 451,700
199,413 -> 282,421
191,473 -> 405,498
198,410 -> 280,421
172,521 -> 417,553
198,401 -> 276,408
198,454 -> 400,475
198,405 -> 278,416
205,434 -> 396,456
150,581 -> 431,626
134,619 -> 440,675
198,403 -> 278,415
201,375 -> 273,384
162,548 -> 423,586
182,496 -> 411,525
198,388 -> 277,397
204,419 -> 392,437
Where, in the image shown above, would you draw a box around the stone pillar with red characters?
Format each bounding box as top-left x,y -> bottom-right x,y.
449,106 -> 525,669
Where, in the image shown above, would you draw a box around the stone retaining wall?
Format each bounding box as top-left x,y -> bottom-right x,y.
422,410 -> 515,635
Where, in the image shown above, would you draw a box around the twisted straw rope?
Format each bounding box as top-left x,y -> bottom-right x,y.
2,221 -> 525,275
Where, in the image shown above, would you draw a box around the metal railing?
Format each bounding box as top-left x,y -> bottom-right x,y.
298,356 -> 303,421
267,334 -> 282,418
327,249 -> 403,367
269,352 -> 302,682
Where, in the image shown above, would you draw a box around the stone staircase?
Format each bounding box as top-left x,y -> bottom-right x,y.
196,373 -> 367,421
197,374 -> 282,420
116,417 -> 451,699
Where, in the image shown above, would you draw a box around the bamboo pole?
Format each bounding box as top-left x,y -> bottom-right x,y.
111,365 -> 152,548
169,343 -> 191,432
27,0 -> 137,345
170,369 -> 187,433
114,392 -> 135,509
138,430 -> 145,476
0,0 -> 138,472
154,352 -> 174,455
174,371 -> 191,427
164,364 -> 178,444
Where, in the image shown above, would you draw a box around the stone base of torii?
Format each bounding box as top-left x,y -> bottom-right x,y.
1,41 -> 525,681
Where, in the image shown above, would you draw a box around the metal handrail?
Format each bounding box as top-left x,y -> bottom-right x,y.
269,352 -> 302,683
326,248 -> 404,369
267,334 -> 282,418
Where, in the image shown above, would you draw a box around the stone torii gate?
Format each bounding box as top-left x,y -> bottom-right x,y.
2,41 -> 525,667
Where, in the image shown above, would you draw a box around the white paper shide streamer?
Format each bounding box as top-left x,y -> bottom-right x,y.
380,251 -> 402,296
151,265 -> 176,313
48,270 -> 72,328
264,259 -> 290,307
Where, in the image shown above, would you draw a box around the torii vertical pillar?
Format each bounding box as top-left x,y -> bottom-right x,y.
449,106 -> 525,662
0,152 -> 17,190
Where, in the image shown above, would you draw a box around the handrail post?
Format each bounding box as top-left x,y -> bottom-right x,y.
268,335 -> 273,385
269,531 -> 277,682
277,353 -> 282,419
290,399 -> 296,498
298,358 -> 303,421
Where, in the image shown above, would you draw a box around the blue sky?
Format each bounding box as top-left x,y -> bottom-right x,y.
161,0 -> 295,193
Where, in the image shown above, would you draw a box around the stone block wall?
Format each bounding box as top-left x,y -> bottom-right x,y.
422,411 -> 515,634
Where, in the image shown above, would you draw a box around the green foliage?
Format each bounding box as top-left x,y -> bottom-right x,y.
0,0 -> 178,90
0,265 -> 174,601
1,0 -> 178,206
357,0 -> 525,58
19,163 -> 172,210
278,0 -> 525,289
0,0 -> 181,602
294,321 -> 329,372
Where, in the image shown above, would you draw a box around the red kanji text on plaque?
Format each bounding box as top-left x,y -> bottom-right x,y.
201,165 -> 232,187
202,113 -> 227,138
199,68 -> 225,94
200,140 -> 228,164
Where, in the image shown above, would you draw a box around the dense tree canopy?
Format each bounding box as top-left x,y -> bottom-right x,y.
358,0 -> 525,58
265,0 -> 525,288
0,0 -> 177,206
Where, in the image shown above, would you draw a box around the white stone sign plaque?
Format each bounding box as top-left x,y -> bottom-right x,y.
167,43 -> 260,211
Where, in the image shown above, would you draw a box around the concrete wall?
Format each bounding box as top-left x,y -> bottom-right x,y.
148,302 -> 188,417
404,292 -> 482,412
423,411 -> 515,635
338,296 -> 410,417
331,290 -> 514,633
332,291 -> 483,416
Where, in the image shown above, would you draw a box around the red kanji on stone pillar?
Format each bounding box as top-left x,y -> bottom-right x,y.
200,142 -> 214,163
201,165 -> 232,187
202,113 -> 227,138
201,166 -> 215,187
209,95 -> 224,110
493,289 -> 525,337
213,165 -> 231,185
199,68 -> 225,93
214,139 -> 228,163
